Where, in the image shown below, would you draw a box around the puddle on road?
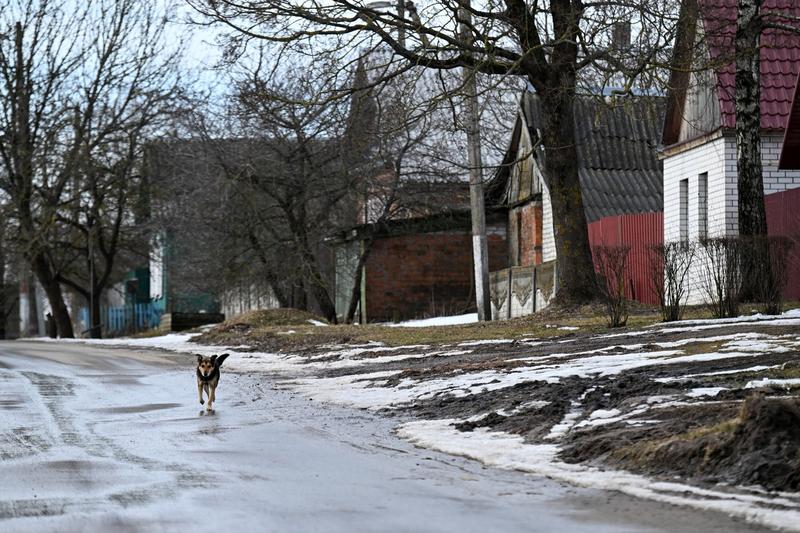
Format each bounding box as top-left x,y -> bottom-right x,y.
77,373 -> 144,385
92,403 -> 181,414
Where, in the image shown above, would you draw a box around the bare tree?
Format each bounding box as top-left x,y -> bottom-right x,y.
188,0 -> 678,304
733,1 -> 800,300
0,0 -> 182,337
593,245 -> 631,327
648,241 -> 695,321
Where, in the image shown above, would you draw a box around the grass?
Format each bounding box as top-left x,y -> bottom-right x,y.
197,304 -> 665,350
128,300 -> 800,351
612,417 -> 740,467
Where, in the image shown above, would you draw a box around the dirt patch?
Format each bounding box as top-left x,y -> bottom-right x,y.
384,357 -> 530,386
597,395 -> 800,491
560,402 -> 741,465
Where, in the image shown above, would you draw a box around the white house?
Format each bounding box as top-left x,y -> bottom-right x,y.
660,0 -> 800,304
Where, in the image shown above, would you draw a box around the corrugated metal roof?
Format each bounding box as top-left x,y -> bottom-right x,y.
698,0 -> 800,131
519,94 -> 665,222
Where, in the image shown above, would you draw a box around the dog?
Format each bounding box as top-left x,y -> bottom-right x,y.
196,353 -> 230,411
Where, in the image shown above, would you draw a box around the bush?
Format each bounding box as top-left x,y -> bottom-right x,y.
593,245 -> 630,328
742,235 -> 794,315
700,237 -> 743,318
648,241 -> 695,322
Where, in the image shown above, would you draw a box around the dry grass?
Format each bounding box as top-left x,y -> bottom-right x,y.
197,304 -> 664,351
137,300 -> 800,350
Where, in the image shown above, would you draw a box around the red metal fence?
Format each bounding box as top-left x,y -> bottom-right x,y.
588,212 -> 663,305
588,187 -> 800,305
765,187 -> 800,300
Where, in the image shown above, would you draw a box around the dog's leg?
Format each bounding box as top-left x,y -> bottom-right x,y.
198,381 -> 204,405
205,384 -> 213,411
209,385 -> 216,407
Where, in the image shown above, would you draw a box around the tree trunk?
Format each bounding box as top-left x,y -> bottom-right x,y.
736,0 -> 771,300
538,84 -> 598,304
246,230 -> 291,308
31,253 -> 74,338
736,0 -> 767,238
88,291 -> 102,338
527,0 -> 599,305
345,240 -> 374,324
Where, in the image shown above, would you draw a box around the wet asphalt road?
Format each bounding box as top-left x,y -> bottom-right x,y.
0,341 -> 769,532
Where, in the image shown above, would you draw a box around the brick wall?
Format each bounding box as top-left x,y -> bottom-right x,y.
365,225 -> 507,322
508,201 -> 543,266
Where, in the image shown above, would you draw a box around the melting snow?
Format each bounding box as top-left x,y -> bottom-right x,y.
745,378 -> 800,389
396,420 -> 800,532
388,313 -> 478,328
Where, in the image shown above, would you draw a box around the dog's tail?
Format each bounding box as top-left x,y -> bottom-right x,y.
215,353 -> 230,367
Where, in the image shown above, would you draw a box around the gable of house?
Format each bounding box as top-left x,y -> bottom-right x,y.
663,0 -> 800,147
494,93 -> 664,224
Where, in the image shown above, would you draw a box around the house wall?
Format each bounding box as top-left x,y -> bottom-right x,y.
542,177 -> 557,262
364,224 -> 508,322
663,133 -> 800,304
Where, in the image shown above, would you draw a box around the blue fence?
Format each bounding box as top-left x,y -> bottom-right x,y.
104,303 -> 163,335
78,303 -> 163,337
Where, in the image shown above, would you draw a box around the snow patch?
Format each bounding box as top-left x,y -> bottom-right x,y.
389,313 -> 478,328
745,378 -> 800,389
397,420 -> 800,532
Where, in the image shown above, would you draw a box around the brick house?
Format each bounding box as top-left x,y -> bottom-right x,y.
334,182 -> 508,323
660,0 -> 800,304
488,91 -> 664,318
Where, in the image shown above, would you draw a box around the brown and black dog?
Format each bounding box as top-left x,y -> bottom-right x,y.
196,353 -> 230,411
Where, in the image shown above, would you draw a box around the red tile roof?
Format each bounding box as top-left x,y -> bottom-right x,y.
699,0 -> 800,131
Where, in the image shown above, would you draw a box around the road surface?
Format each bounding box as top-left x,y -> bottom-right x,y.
0,341 -> 766,532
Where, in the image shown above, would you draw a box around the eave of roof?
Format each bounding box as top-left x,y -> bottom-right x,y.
779,71 -> 800,169
664,0 -> 800,144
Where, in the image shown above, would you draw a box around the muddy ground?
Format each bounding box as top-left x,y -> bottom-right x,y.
196,311 -> 800,494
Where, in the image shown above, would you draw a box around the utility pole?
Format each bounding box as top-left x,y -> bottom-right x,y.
459,0 -> 492,321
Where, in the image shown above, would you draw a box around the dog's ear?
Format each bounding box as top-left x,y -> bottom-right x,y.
210,354 -> 217,365
196,354 -> 203,364
216,353 -> 230,367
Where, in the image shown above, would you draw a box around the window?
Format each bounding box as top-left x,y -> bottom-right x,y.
697,172 -> 708,239
679,178 -> 689,242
